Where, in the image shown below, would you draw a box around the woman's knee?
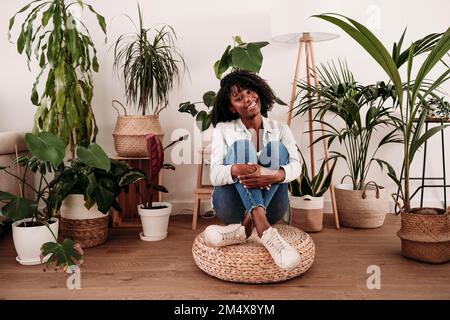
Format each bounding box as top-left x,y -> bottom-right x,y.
224,139 -> 258,165
259,141 -> 289,168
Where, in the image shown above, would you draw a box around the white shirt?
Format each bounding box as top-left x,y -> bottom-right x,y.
209,117 -> 301,186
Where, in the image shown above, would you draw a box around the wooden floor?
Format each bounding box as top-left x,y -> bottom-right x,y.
0,214 -> 449,300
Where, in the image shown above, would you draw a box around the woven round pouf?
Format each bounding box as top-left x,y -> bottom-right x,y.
192,224 -> 315,283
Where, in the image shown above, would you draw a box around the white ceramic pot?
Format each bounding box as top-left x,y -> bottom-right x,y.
60,194 -> 105,219
12,217 -> 59,265
138,202 -> 172,241
289,195 -> 324,232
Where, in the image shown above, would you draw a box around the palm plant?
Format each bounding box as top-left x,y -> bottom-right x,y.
8,0 -> 107,156
314,14 -> 450,212
294,60 -> 399,190
113,4 -> 186,116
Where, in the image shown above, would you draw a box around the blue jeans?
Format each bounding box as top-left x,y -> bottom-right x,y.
212,139 -> 289,225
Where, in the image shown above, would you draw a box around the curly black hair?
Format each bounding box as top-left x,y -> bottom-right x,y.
211,70 -> 275,127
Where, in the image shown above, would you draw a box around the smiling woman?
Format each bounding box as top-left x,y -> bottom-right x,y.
206,70 -> 303,272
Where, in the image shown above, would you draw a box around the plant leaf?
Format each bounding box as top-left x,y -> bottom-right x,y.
0,193 -> 37,221
118,169 -> 147,187
41,238 -> 83,270
77,143 -> 111,172
25,132 -> 65,167
202,91 -> 216,107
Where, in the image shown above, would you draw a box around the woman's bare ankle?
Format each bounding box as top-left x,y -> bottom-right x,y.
242,213 -> 253,238
251,206 -> 270,237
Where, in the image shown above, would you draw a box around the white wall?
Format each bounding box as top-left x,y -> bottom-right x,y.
1,0 -> 449,212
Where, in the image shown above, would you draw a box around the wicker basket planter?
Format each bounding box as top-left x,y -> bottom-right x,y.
60,195 -> 109,248
289,195 -> 323,232
112,100 -> 164,157
397,208 -> 450,264
335,182 -> 388,228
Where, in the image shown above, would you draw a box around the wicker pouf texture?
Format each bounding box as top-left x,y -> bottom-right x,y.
192,224 -> 315,283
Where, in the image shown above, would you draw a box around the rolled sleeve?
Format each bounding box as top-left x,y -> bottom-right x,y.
209,125 -> 235,186
279,124 -> 301,183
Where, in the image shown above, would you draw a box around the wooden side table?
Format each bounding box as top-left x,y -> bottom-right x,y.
110,156 -> 163,228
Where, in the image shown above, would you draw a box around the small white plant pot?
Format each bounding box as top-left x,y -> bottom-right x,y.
289,195 -> 324,232
12,217 -> 59,265
138,202 -> 172,241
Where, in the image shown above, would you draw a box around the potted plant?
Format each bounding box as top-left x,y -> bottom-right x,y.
289,153 -> 336,232
137,133 -> 187,241
316,14 -> 450,263
112,4 -> 186,157
0,132 -> 82,267
49,138 -> 147,248
294,60 -> 397,228
178,35 -> 286,132
8,0 -> 107,157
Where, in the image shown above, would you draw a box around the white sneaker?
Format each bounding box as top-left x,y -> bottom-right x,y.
204,224 -> 247,248
260,227 -> 301,271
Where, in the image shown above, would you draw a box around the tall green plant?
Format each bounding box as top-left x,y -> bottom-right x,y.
113,4 -> 186,116
8,0 -> 107,155
294,60 -> 399,190
314,14 -> 450,212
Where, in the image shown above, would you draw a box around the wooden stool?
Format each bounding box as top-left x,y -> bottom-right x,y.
192,146 -> 213,230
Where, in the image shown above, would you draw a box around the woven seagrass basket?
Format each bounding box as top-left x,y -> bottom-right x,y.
397,208 -> 450,264
60,215 -> 109,248
335,181 -> 388,228
192,224 -> 315,283
112,100 -> 164,157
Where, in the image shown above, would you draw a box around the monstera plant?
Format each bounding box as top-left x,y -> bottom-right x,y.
178,36 -> 286,131
8,0 -> 107,156
0,132 -> 146,268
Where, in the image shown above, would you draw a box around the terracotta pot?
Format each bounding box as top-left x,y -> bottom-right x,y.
397,208 -> 450,264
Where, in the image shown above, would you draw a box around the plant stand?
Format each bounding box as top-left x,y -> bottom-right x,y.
281,32 -> 340,229
110,156 -> 163,228
395,118 -> 449,212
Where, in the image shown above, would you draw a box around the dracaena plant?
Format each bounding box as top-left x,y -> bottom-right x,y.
294,60 -> 399,190
314,14 -> 450,213
289,152 -> 337,197
8,0 -> 107,156
0,132 -> 146,270
178,36 -> 286,131
113,4 -> 186,116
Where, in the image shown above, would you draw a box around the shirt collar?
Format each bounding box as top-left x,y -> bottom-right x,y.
235,116 -> 273,134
